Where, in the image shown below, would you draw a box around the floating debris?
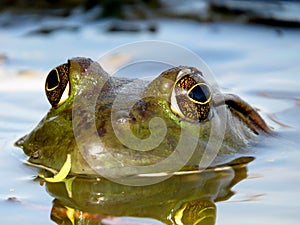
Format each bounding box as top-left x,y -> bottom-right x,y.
106,21 -> 157,33
27,25 -> 79,36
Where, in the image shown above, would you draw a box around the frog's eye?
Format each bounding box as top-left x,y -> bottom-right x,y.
45,63 -> 70,107
170,72 -> 212,122
187,83 -> 211,104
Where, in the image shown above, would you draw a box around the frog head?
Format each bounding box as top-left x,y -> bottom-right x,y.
15,57 -> 270,177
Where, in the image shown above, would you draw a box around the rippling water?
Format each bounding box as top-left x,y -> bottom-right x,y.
0,6 -> 300,225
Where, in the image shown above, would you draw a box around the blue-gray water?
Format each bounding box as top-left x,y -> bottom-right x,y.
1,3 -> 300,224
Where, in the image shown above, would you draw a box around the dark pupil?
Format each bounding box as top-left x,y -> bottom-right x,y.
188,84 -> 210,103
46,70 -> 59,90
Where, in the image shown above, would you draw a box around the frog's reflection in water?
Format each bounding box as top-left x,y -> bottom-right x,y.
47,157 -> 253,225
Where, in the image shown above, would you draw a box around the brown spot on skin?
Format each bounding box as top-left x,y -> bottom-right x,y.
96,120 -> 107,137
97,126 -> 107,137
130,100 -> 152,121
137,100 -> 150,118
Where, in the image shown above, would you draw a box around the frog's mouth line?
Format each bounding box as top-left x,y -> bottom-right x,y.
23,160 -> 58,174
23,154 -> 254,180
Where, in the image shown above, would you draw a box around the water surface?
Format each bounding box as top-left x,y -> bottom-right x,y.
0,10 -> 300,225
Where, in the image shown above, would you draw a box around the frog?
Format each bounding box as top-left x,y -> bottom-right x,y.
15,57 -> 271,178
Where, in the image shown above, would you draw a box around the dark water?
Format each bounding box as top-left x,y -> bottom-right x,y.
1,2 -> 300,225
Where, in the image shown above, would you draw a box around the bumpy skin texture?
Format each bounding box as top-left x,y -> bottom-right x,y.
15,58 -> 270,175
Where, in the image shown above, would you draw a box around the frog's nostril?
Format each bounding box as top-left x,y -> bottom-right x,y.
32,150 -> 39,159
14,135 -> 27,148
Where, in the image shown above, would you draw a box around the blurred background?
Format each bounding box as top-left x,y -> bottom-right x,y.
1,0 -> 300,71
0,1 -> 300,225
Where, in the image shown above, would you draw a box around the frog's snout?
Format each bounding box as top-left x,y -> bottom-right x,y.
14,135 -> 37,158
14,135 -> 27,148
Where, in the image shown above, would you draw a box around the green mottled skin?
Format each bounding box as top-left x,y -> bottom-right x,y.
15,57 -> 270,175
